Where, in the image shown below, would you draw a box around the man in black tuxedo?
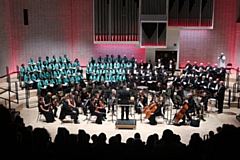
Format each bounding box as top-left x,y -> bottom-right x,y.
200,91 -> 209,113
59,96 -> 79,124
216,81 -> 226,114
44,92 -> 58,117
180,93 -> 196,125
118,86 -> 131,120
166,60 -> 176,76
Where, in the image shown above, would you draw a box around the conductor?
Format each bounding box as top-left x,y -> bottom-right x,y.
118,86 -> 131,120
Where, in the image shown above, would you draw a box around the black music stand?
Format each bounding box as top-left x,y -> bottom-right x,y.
107,98 -> 117,123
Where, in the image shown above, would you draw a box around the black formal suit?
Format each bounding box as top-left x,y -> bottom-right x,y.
181,96 -> 196,124
118,88 -> 131,120
200,95 -> 209,112
217,67 -> 226,81
160,75 -> 169,89
216,84 -> 226,113
59,101 -> 78,123
146,75 -> 155,90
139,69 -> 146,76
159,68 -> 167,76
139,76 -> 147,86
176,89 -> 184,105
44,95 -> 58,117
172,75 -> 181,90
206,80 -> 215,98
108,93 -> 118,112
166,62 -> 175,76
200,78 -> 208,91
146,63 -> 153,70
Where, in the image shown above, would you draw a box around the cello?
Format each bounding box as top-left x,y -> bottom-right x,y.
173,103 -> 189,124
142,102 -> 158,119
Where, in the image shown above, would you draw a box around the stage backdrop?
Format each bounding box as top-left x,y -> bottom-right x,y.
0,0 -> 239,76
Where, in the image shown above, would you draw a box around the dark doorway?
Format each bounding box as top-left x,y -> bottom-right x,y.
155,51 -> 177,68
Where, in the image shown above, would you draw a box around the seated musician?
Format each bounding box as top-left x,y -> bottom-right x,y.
136,96 -> 145,114
147,95 -> 165,125
59,95 -> 80,124
107,89 -> 118,114
200,91 -> 209,113
88,97 -> 104,124
38,97 -> 55,123
44,92 -> 58,118
80,87 -> 91,103
74,90 -> 87,115
180,93 -> 199,125
94,92 -> 107,120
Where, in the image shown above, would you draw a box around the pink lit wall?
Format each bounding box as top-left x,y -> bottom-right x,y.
0,0 -> 239,76
179,0 -> 238,68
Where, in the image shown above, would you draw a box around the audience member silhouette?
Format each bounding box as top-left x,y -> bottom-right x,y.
1,104 -> 240,160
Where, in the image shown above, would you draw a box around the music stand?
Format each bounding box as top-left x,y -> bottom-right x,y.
166,98 -> 174,125
108,98 -> 117,123
82,99 -> 90,121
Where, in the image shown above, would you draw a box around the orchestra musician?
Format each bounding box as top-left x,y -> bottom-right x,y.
94,92 -> 107,120
74,90 -> 87,115
145,95 -> 165,125
38,97 -> 55,123
67,93 -> 80,123
107,89 -> 118,114
179,93 -> 197,125
88,97 -> 104,124
199,92 -> 208,120
44,92 -> 58,118
59,95 -> 80,124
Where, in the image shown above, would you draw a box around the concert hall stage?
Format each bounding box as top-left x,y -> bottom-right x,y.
18,105 -> 240,145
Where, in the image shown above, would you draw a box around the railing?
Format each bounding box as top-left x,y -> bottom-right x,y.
225,72 -> 230,88
0,66 -> 20,110
25,84 -> 30,108
227,89 -> 231,108
232,83 -> 237,102
236,67 -> 239,82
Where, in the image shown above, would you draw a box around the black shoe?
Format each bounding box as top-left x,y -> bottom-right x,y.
107,110 -> 110,113
179,121 -> 186,125
150,122 -> 157,125
126,118 -> 129,120
74,120 -> 80,124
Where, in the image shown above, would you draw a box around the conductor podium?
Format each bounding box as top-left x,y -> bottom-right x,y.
115,104 -> 136,129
